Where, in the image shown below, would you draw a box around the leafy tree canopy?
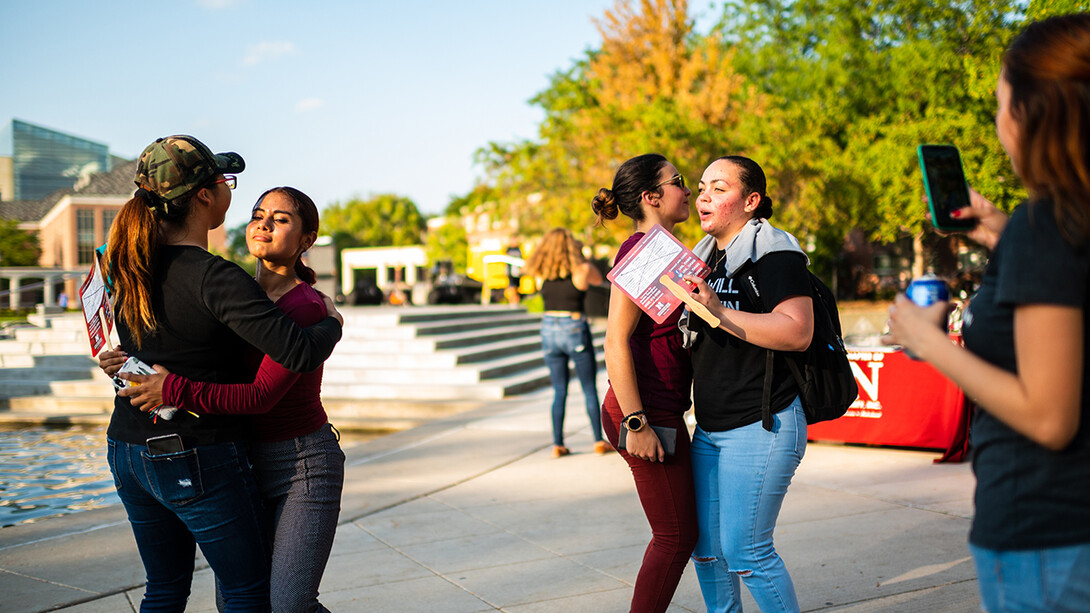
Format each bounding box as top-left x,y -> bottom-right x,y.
479,0 -> 764,247
425,220 -> 469,274
322,194 -> 425,252
461,0 -> 1083,282
0,218 -> 40,266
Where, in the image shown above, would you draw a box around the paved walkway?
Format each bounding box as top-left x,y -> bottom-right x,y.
0,375 -> 980,612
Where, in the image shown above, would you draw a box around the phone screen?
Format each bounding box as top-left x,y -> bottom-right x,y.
917,144 -> 976,231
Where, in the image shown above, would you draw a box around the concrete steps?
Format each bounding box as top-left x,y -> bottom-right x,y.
0,306 -> 606,422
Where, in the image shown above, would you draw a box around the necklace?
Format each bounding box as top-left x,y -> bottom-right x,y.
709,248 -> 726,273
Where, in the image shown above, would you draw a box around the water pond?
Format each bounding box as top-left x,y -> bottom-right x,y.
0,424 -> 117,528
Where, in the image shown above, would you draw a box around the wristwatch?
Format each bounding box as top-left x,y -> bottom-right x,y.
623,411 -> 648,433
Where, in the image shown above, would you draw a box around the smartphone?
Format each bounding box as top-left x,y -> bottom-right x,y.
146,434 -> 184,456
917,144 -> 977,231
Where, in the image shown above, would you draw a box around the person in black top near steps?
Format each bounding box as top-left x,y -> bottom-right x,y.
102,135 -> 342,612
523,227 -> 608,458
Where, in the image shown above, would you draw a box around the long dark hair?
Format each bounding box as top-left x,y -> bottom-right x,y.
1003,13 -> 1090,243
591,153 -> 670,225
254,187 -> 320,285
104,185 -> 205,349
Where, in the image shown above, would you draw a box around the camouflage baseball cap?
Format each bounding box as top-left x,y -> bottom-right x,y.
134,135 -> 245,204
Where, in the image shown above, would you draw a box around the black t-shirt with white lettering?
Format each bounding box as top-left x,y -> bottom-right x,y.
691,250 -> 810,432
961,201 -> 1090,550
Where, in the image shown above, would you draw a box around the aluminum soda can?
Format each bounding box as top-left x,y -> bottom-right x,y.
906,274 -> 950,307
904,274 -> 950,359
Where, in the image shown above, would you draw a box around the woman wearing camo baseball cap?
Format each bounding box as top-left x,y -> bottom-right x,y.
101,135 -> 344,611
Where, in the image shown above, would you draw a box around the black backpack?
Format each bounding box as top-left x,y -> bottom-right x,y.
734,262 -> 858,431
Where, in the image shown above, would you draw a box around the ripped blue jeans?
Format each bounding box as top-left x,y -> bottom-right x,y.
690,398 -> 806,613
541,315 -> 601,447
108,437 -> 270,612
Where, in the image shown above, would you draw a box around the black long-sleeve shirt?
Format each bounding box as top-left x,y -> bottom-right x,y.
107,245 -> 342,445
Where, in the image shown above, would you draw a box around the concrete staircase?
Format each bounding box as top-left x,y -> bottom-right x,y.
0,306 -> 605,428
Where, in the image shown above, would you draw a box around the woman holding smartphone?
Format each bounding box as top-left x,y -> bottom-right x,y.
102,136 -> 342,611
593,153 -> 698,613
885,14 -> 1090,611
106,187 -> 343,613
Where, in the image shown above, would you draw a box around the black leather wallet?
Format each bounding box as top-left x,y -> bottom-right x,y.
617,425 -> 677,456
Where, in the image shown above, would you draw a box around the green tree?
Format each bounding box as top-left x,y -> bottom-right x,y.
720,0 -> 1024,275
0,218 -> 40,266
322,194 -> 426,252
210,222 -> 256,276
478,0 -> 764,247
1026,0 -> 1090,19
445,184 -> 503,217
424,218 -> 469,274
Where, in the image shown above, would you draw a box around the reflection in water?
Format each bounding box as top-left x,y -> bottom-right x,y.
0,424 -> 386,528
0,425 -> 117,527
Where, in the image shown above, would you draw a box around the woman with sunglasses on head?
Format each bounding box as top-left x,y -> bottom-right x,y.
885,15 -> 1090,611
592,153 -> 698,613
522,227 -> 608,458
105,187 -> 343,613
101,136 -> 342,612
680,155 -> 812,612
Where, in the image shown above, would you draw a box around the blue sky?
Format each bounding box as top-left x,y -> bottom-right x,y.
0,0 -> 703,229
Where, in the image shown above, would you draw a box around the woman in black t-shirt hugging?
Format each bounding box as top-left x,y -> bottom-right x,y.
102,136 -> 342,611
680,156 -> 813,613
885,14 -> 1090,612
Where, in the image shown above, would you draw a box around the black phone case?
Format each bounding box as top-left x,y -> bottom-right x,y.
146,434 -> 184,456
918,144 -> 977,231
618,425 -> 677,456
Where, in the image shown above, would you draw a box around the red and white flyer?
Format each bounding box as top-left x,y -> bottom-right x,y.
78,253 -> 114,355
606,224 -> 711,324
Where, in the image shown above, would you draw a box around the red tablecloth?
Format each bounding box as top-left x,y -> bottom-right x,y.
807,347 -> 970,460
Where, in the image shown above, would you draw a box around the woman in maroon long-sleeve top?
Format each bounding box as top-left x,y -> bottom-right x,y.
105,187 -> 343,613
592,153 -> 697,613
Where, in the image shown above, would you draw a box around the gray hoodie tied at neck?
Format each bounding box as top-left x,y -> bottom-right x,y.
678,218 -> 808,348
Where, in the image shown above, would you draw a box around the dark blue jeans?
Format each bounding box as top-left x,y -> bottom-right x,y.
541,315 -> 601,447
107,437 -> 270,612
250,424 -> 344,613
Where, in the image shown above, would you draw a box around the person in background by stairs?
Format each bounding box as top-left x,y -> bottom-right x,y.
522,227 -> 609,458
592,153 -> 698,613
100,136 -> 343,612
103,186 -> 344,613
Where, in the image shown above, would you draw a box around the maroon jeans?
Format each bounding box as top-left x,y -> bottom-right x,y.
603,388 -> 698,613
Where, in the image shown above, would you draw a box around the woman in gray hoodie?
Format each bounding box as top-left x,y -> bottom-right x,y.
680,156 -> 813,613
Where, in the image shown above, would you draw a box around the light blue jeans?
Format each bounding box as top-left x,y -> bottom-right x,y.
690,398 -> 806,613
971,542 -> 1090,612
541,315 -> 601,447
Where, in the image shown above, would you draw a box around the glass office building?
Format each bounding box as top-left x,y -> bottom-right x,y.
0,119 -> 110,200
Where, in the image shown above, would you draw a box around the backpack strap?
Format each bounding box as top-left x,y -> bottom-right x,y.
734,263 -> 776,431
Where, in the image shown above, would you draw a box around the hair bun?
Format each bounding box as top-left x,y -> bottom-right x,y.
592,188 -> 619,220
755,195 -> 774,220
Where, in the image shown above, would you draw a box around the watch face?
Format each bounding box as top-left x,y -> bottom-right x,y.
626,415 -> 645,431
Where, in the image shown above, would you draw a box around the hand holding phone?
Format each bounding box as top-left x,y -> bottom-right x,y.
917,144 -> 978,231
